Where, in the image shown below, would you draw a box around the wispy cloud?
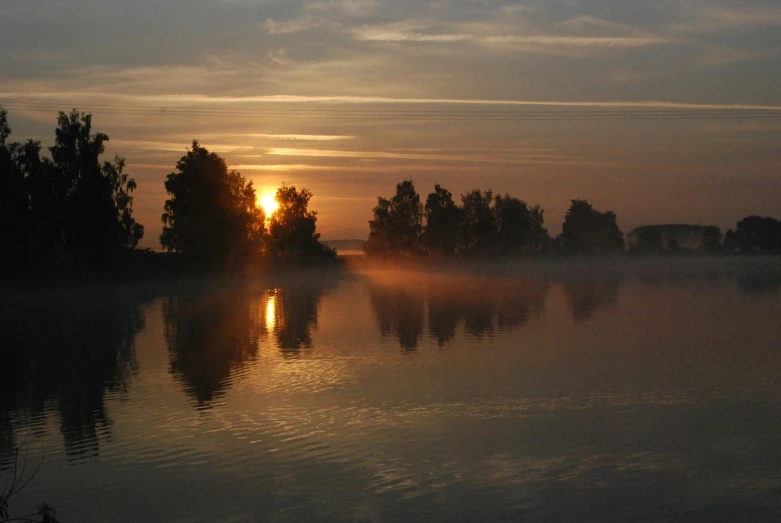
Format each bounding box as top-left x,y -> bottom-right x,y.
264,17 -> 334,35
229,164 -> 342,171
4,91 -> 781,111
353,25 -> 671,48
266,147 -> 583,164
186,133 -> 356,141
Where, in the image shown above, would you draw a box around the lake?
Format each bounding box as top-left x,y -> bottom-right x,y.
2,260 -> 781,522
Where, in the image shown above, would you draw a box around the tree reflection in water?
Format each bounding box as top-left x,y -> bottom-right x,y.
369,286 -> 425,350
0,288 -> 149,463
369,275 -> 549,349
164,288 -> 262,406
563,280 -> 622,323
164,273 -> 340,406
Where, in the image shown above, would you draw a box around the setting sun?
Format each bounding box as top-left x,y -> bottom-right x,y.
260,193 -> 279,216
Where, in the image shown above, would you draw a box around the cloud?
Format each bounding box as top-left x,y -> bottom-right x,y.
265,147 -> 583,164
484,35 -> 671,47
304,0 -> 378,17
671,3 -> 781,33
190,133 -> 356,141
229,164 -> 342,171
352,22 -> 672,48
264,17 -> 334,34
4,91 -> 779,111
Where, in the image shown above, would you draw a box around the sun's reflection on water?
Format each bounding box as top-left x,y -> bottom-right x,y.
265,292 -> 277,331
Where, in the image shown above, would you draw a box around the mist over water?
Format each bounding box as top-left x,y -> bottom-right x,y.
2,259 -> 781,522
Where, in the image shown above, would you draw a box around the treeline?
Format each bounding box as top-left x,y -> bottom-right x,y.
0,107 -> 334,274
365,179 -> 781,257
366,180 -> 623,257
3,107 -> 781,274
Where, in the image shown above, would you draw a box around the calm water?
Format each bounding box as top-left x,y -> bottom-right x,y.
2,261 -> 781,522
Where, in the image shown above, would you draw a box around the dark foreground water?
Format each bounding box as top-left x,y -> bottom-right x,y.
2,260 -> 781,522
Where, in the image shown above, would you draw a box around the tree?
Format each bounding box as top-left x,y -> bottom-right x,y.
528,205 -> 550,253
267,183 -> 334,260
422,184 -> 462,257
0,108 -> 142,266
104,156 -> 144,249
0,108 -> 28,261
493,194 -> 549,255
559,199 -> 624,255
49,111 -> 119,261
161,141 -> 264,266
701,226 -> 722,252
633,228 -> 664,253
460,189 -> 496,255
723,228 -> 738,252
734,215 -> 781,253
365,179 -> 423,256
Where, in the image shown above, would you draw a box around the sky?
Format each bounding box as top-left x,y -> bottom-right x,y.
1,0 -> 780,248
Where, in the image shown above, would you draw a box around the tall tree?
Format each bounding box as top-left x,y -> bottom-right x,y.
460,189 -> 496,255
267,183 -> 333,260
161,141 -> 264,265
559,199 -> 624,255
50,111 -> 116,260
423,184 -> 462,257
366,179 -> 423,256
493,194 -> 548,254
0,108 -> 141,265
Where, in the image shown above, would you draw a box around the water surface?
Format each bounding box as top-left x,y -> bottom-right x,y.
2,262 -> 781,522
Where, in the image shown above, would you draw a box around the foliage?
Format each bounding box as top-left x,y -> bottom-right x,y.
633,228 -> 664,253
734,215 -> 781,253
494,194 -> 549,255
701,226 -> 723,252
365,179 -> 424,256
0,109 -> 28,258
422,184 -> 462,257
267,183 -> 334,260
161,141 -> 265,266
0,446 -> 60,523
367,180 -> 551,257
0,107 -> 143,267
558,199 -> 624,255
460,189 -> 497,255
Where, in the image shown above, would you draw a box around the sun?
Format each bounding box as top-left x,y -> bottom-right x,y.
260,193 -> 279,216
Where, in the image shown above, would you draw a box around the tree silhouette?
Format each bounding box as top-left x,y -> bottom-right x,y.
161,141 -> 264,266
460,189 -> 497,255
423,184 -> 462,257
50,111 -> 143,261
559,199 -> 624,255
633,228 -> 664,253
701,226 -> 723,252
267,183 -> 334,260
494,194 -> 549,255
734,216 -> 781,254
0,107 -> 143,267
0,110 -> 27,263
365,179 -> 423,256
